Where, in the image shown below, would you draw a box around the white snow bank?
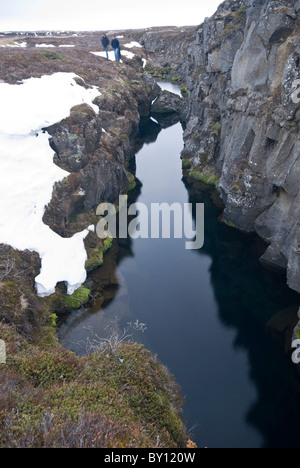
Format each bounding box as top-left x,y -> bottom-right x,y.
1,41 -> 27,48
35,44 -> 56,48
91,50 -> 116,61
124,41 -> 143,49
0,73 -> 100,297
91,49 -> 135,61
157,80 -> 182,97
0,72 -> 99,135
121,50 -> 135,60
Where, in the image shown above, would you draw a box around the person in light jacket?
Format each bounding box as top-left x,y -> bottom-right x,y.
111,37 -> 121,62
101,34 -> 110,59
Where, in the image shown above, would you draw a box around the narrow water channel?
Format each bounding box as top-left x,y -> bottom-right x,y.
58,118 -> 300,448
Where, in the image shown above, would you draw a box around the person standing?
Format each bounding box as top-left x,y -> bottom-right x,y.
111,37 -> 121,62
101,34 -> 110,59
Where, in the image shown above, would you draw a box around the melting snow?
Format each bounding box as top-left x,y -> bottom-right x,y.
124,41 -> 143,49
36,44 -> 56,48
157,80 -> 182,97
121,50 -> 135,60
91,50 -> 115,60
35,44 -> 75,48
0,72 -> 100,297
1,41 -> 27,48
91,49 -> 135,61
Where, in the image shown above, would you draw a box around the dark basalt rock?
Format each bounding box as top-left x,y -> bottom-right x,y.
151,90 -> 182,114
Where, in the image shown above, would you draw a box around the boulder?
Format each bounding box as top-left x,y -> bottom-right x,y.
151,90 -> 182,114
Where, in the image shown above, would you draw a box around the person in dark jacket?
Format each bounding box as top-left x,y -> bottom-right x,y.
111,37 -> 121,62
101,34 -> 110,59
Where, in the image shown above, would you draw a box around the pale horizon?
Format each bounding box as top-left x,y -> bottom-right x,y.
0,0 -> 224,32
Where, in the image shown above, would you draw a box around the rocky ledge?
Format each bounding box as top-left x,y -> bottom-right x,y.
0,33 -> 159,308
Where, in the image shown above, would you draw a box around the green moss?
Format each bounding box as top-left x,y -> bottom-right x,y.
103,236 -> 113,253
10,348 -> 81,388
182,158 -> 191,169
147,67 -> 169,80
39,50 -> 68,62
86,249 -> 104,271
63,286 -> 91,310
210,122 -> 222,136
69,134 -> 79,143
33,325 -> 59,351
297,330 -> 300,340
127,172 -> 137,192
48,313 -> 58,328
128,182 -> 136,191
171,76 -> 181,82
224,219 -> 237,228
188,168 -> 220,188
180,86 -> 188,97
232,184 -> 240,192
85,237 -> 113,272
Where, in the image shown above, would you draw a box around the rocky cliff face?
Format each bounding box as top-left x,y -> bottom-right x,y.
0,34 -> 159,328
139,0 -> 300,299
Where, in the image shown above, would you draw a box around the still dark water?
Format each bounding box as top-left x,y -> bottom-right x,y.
59,119 -> 300,448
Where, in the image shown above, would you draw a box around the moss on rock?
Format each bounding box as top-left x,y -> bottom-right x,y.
38,50 -> 68,62
62,286 -> 91,310
188,168 -> 220,188
180,85 -> 188,97
85,248 -> 104,272
182,158 -> 191,169
127,172 -> 137,192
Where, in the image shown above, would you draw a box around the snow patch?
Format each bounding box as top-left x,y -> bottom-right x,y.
1,41 -> 27,48
0,73 -> 101,297
124,41 -> 143,49
91,49 -> 135,61
0,72 -> 99,135
150,117 -> 159,125
121,50 -> 135,60
91,50 -> 115,61
157,81 -> 182,97
35,44 -> 56,48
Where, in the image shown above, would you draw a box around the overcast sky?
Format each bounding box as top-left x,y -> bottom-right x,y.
0,0 -> 223,31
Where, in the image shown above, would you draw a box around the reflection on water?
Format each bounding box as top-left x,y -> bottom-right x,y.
58,118 -> 300,448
